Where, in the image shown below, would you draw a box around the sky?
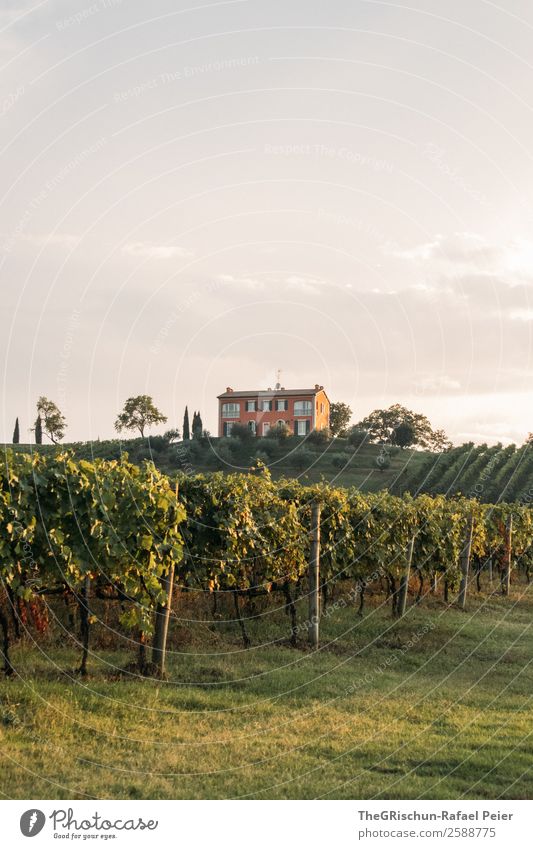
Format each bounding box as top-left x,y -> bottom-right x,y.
1,0 -> 532,446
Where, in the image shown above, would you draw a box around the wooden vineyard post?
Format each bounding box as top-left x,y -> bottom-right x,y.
308,502 -> 321,649
152,561 -> 176,677
78,575 -> 91,677
398,534 -> 415,617
458,513 -> 474,609
488,557 -> 493,584
152,481 -> 179,677
502,514 -> 513,596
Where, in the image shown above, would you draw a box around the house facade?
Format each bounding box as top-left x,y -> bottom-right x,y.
217,384 -> 330,437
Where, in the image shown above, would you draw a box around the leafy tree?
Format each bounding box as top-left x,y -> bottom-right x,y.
34,415 -> 43,445
267,422 -> 292,441
329,401 -> 352,437
356,404 -> 449,450
36,397 -> 67,443
430,428 -> 453,451
114,395 -> 167,438
163,428 -> 180,444
393,421 -> 417,449
183,406 -> 190,441
12,417 -> 20,444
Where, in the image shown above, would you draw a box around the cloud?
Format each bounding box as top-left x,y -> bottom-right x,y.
508,308 -> 533,321
389,233 -> 533,282
414,375 -> 462,394
216,273 -> 331,294
285,274 -> 329,294
218,273 -> 264,290
122,242 -> 192,260
387,232 -> 502,268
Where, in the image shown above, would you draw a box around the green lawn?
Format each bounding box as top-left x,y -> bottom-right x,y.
1,587 -> 531,800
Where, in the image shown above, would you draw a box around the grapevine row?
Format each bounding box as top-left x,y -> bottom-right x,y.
0,451 -> 531,675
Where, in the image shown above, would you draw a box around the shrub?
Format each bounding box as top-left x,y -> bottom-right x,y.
375,453 -> 391,471
146,435 -> 167,453
214,445 -> 236,469
293,450 -> 315,470
257,438 -> 278,457
307,428 -> 331,446
229,423 -> 255,443
250,450 -> 271,467
330,452 -> 349,469
348,427 -> 370,447
267,423 -> 292,441
186,440 -> 206,462
135,447 -> 153,462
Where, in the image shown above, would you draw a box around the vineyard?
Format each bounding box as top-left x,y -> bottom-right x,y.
9,435 -> 533,502
1,450 -> 532,679
394,440 -> 533,503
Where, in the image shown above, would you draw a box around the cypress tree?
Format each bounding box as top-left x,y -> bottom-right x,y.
183,406 -> 190,441
193,411 -> 203,439
12,417 -> 20,444
34,415 -> 43,445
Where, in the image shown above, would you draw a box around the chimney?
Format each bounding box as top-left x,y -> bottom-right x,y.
226,387 -> 233,393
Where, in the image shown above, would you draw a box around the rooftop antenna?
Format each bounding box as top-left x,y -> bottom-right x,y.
275,368 -> 282,390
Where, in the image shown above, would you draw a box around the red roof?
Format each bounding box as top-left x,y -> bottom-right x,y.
218,387 -> 328,400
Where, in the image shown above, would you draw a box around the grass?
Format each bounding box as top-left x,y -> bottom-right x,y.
1,585 -> 531,800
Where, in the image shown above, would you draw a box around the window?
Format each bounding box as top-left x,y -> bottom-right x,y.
246,400 -> 256,412
248,420 -> 256,435
262,422 -> 271,436
297,419 -> 310,436
276,399 -> 288,411
320,403 -> 325,414
261,399 -> 272,412
222,402 -> 240,418
294,400 -> 312,415
224,421 -> 236,436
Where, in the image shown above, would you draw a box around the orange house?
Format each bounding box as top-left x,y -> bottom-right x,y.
217,384 -> 330,437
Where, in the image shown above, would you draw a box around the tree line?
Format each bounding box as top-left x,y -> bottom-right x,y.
9,395 -> 530,462
9,395 -> 204,446
329,401 -> 452,450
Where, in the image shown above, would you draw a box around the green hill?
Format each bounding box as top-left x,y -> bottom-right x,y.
7,435 -> 532,502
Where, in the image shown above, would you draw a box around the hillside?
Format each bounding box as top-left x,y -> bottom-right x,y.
7,435 -> 532,501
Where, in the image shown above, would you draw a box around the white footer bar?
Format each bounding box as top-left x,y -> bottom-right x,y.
3,800 -> 531,848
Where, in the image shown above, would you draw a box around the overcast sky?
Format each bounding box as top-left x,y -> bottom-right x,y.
1,0 -> 532,445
